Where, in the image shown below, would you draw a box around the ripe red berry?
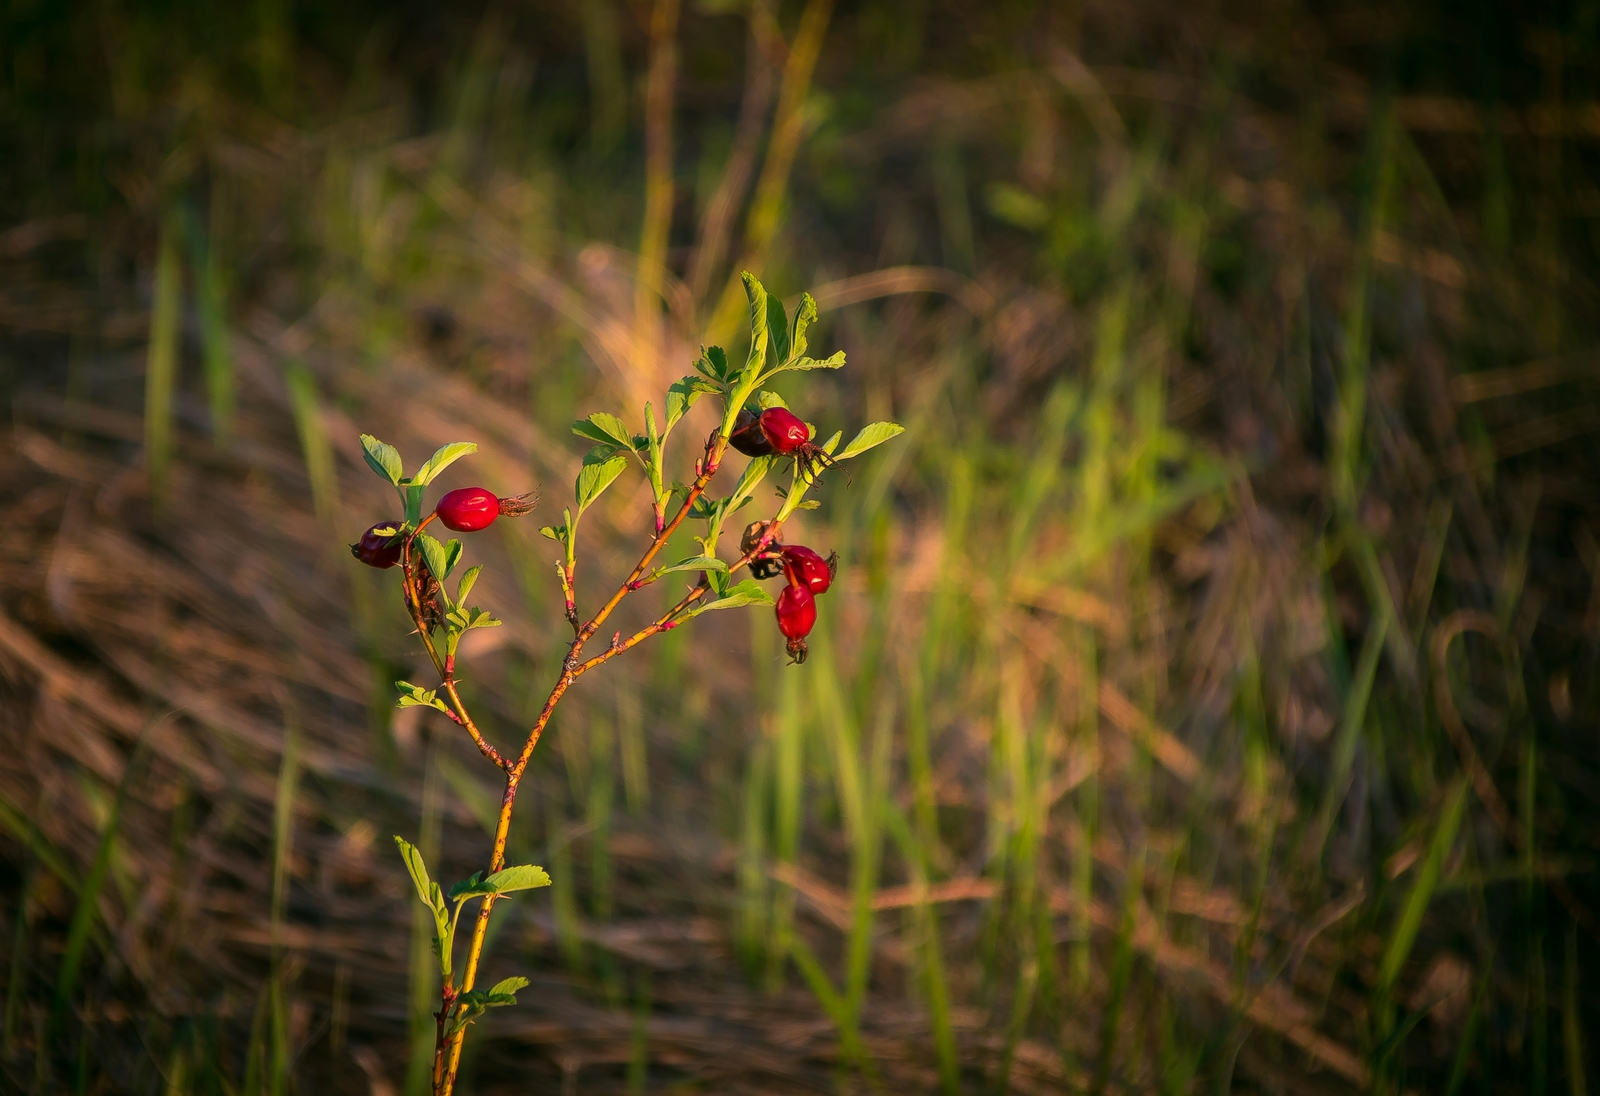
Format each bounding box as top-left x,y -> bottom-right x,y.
758,407 -> 811,454
782,545 -> 836,595
729,408 -> 775,457
436,486 -> 499,532
351,521 -> 404,568
775,582 -> 816,639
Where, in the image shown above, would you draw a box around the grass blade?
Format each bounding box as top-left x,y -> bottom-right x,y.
144,211 -> 182,512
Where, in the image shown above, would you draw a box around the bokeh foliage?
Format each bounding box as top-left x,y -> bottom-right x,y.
1,1 -> 1599,1093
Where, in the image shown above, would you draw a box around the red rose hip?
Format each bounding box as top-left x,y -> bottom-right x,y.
351,521 -> 404,568
729,408 -> 776,457
758,407 -> 811,454
775,582 -> 816,638
782,545 -> 836,595
436,486 -> 499,532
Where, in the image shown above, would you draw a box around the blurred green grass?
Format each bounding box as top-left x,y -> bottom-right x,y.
2,1 -> 1599,1093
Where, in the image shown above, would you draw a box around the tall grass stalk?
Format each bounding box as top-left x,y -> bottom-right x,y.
269,724 -> 301,1096
144,212 -> 182,512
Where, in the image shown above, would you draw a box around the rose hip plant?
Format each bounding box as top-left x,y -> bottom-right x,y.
348,275 -> 900,1095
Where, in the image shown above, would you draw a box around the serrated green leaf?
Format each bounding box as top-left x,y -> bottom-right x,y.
666,376 -> 719,433
538,524 -> 566,542
444,538 -> 463,578
466,609 -> 501,630
395,680 -> 451,714
835,420 -> 905,461
416,533 -> 450,584
694,579 -> 775,615
731,454 -> 781,505
575,451 -> 629,514
741,273 -> 769,377
756,391 -> 788,410
394,835 -> 445,917
456,564 -> 483,605
766,293 -> 790,367
656,555 -> 728,576
485,864 -> 552,893
412,442 -> 478,486
572,412 -> 633,450
488,976 -> 529,999
791,292 -> 818,360
778,350 -> 846,373
696,345 -> 729,380
447,871 -> 492,903
360,434 -> 403,485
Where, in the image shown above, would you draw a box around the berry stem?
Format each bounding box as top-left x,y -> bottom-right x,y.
399,538 -> 508,770
577,432 -> 726,644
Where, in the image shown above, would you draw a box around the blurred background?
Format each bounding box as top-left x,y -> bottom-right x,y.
3,1 -> 1599,1092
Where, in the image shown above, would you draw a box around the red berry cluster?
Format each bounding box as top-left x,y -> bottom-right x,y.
744,524 -> 837,664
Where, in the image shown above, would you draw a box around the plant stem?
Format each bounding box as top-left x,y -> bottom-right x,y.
434,432 -> 745,1094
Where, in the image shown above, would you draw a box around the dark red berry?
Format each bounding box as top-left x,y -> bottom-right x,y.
782,545 -> 836,595
775,583 -> 816,640
351,521 -> 404,568
758,407 -> 811,455
729,408 -> 775,457
436,486 -> 499,532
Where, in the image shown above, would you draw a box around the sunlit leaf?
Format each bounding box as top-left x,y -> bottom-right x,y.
412,441 -> 478,485
484,864 -> 552,893
360,434 -> 403,485
655,555 -> 728,576
835,421 -> 904,461
575,451 -> 629,514
790,292 -> 818,360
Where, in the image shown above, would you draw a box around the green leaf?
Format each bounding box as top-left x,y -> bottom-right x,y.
780,350 -> 846,373
731,454 -> 781,505
835,421 -> 905,461
488,976 -> 529,1000
416,533 -> 450,584
741,273 -> 769,377
666,376 -> 719,433
395,681 -> 451,714
755,391 -> 788,410
484,864 -> 552,893
790,292 -> 818,360
394,835 -> 445,917
360,434 -> 403,485
572,412 -> 634,450
656,555 -> 728,576
456,564 -> 483,605
412,442 -> 478,486
466,608 -> 501,630
695,345 -> 729,380
444,538 -> 463,580
447,872 -> 492,903
693,579 -> 775,615
538,524 -> 567,542
707,567 -> 732,597
575,450 -> 630,514
765,293 -> 790,368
